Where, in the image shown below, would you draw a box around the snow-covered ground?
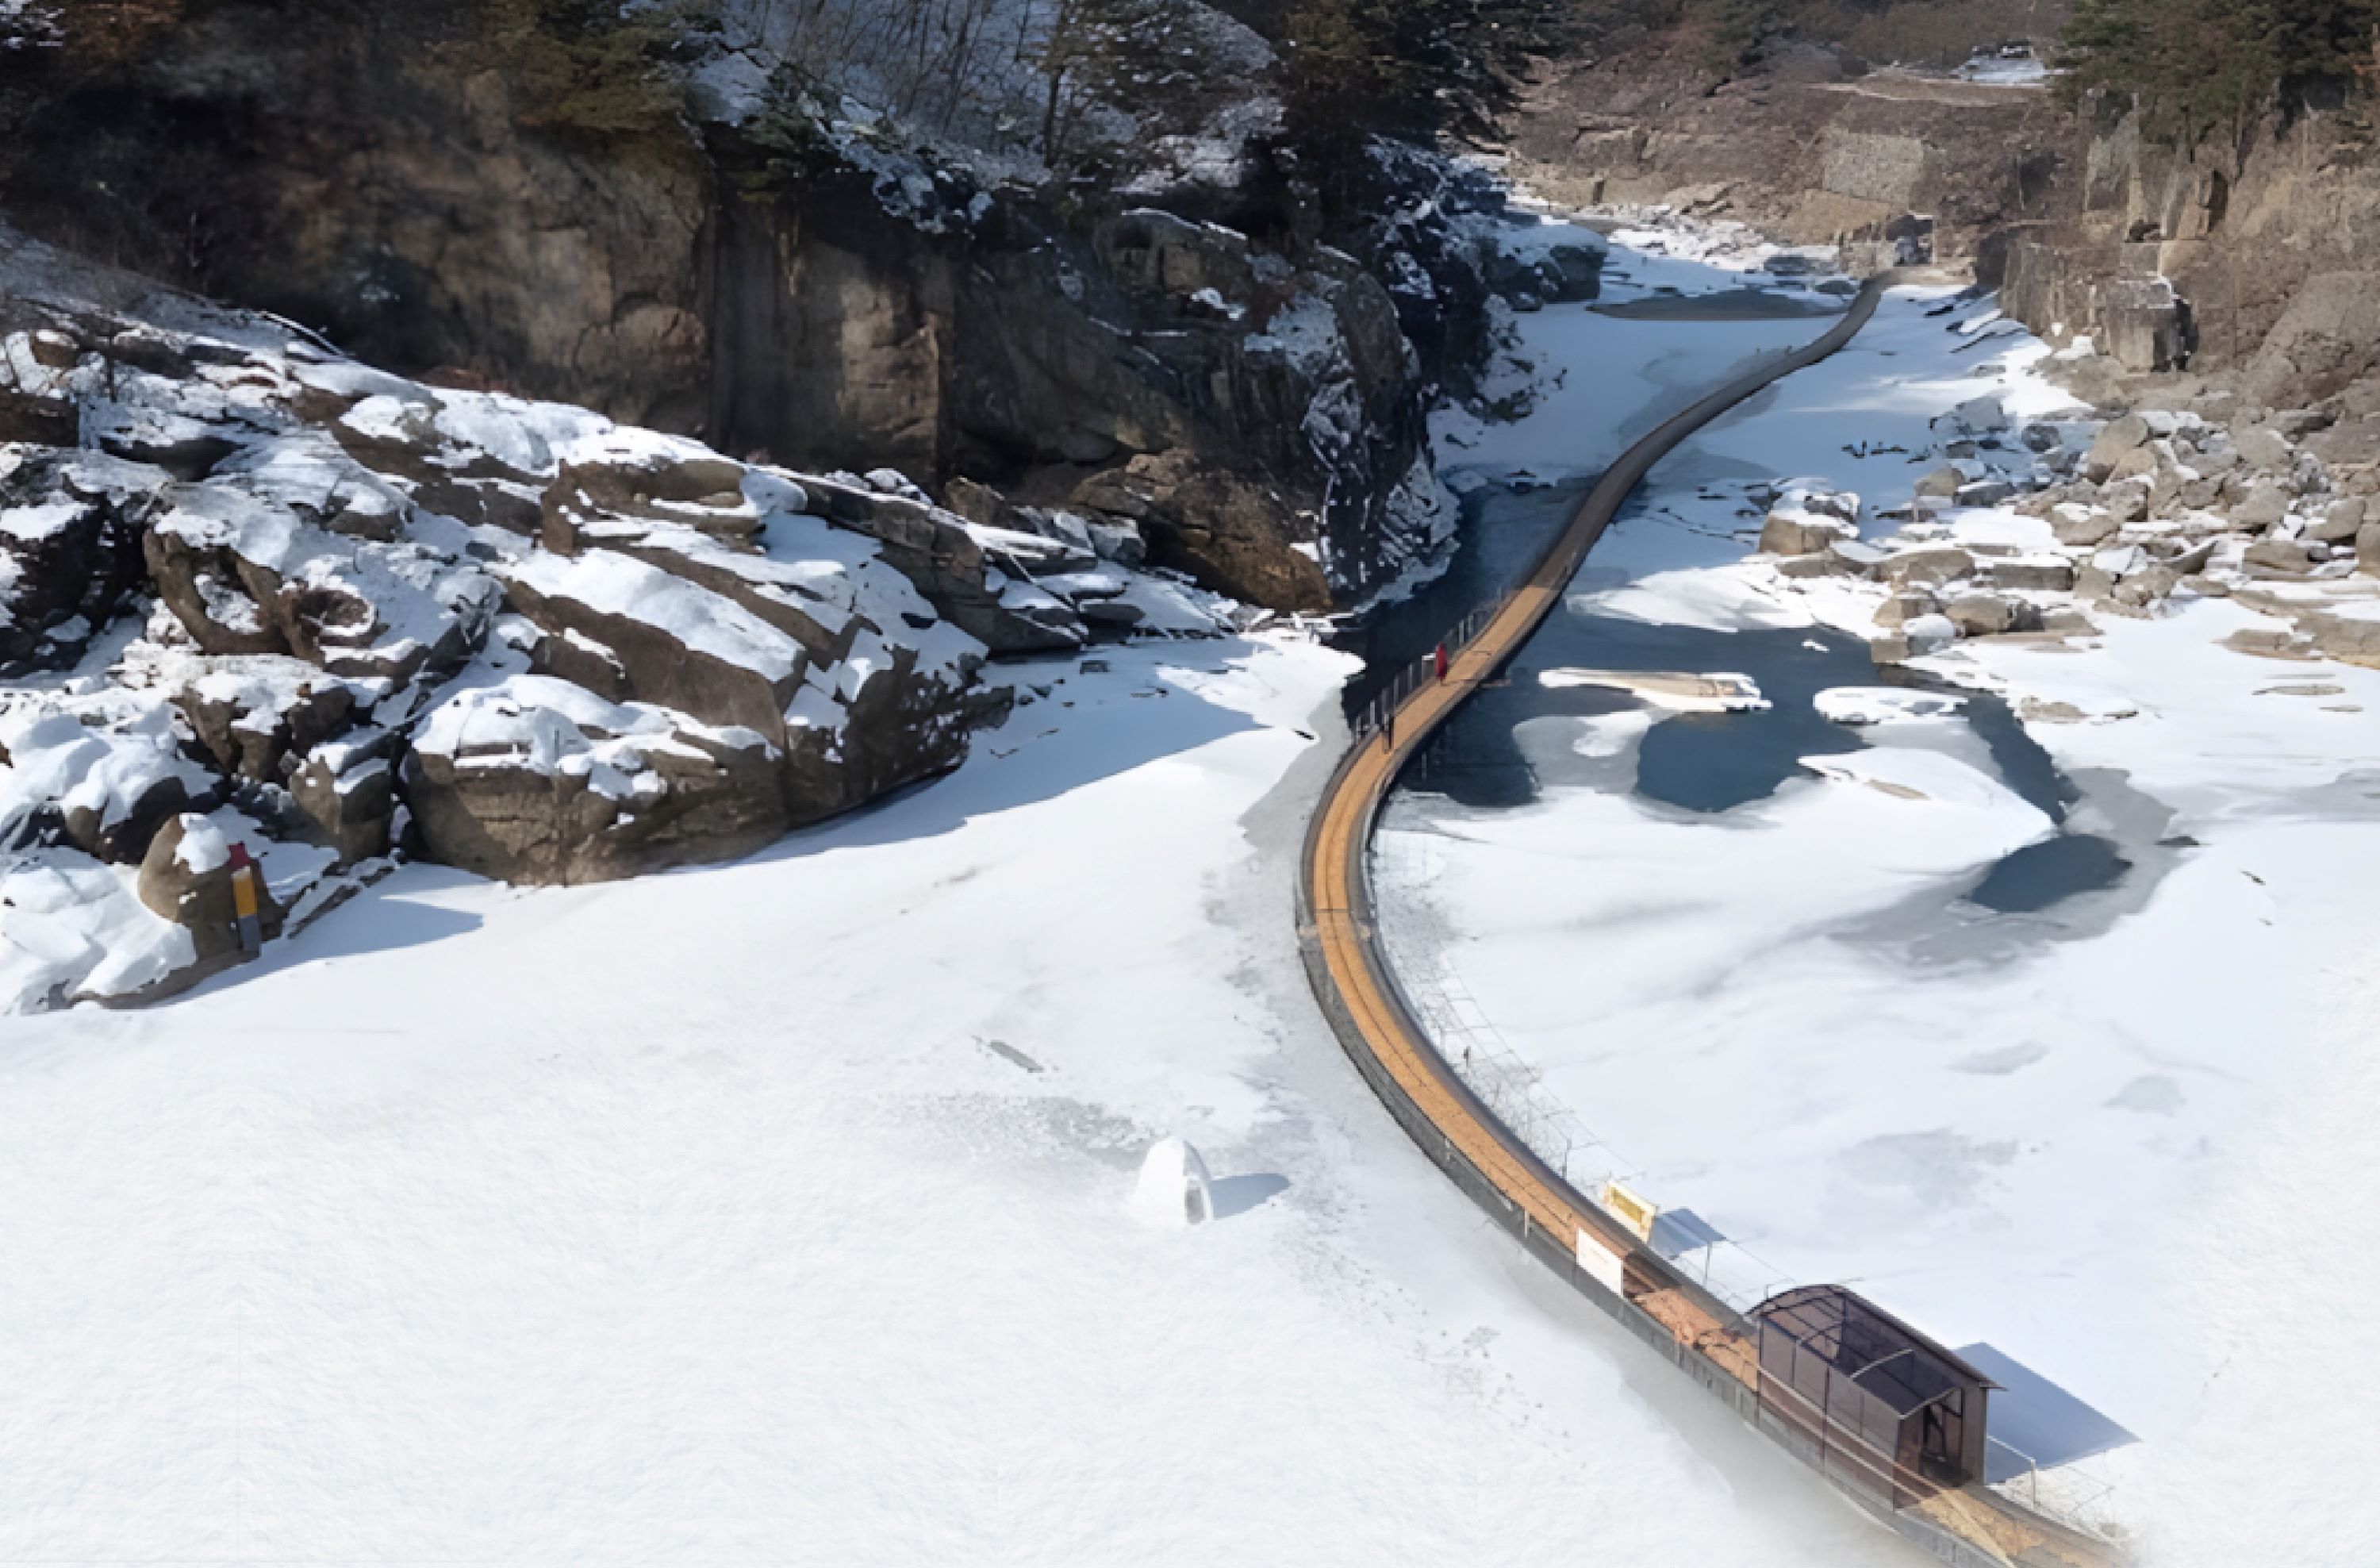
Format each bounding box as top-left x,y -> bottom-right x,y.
12,198 -> 2371,1562
1377,222 -> 2380,1562
0,632 -> 1929,1562
1434,210 -> 1852,497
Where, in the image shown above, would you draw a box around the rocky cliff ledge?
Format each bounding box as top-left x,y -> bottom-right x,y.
0,224 -> 1242,1008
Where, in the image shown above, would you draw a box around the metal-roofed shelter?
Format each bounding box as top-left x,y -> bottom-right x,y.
1752,1285 -> 1995,1510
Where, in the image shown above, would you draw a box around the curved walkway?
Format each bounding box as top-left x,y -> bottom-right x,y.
1296,279 -> 2122,1568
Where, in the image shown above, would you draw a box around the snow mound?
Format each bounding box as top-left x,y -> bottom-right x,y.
1541,668 -> 1770,713
1131,1136 -> 1215,1228
1795,751 -> 2052,846
1814,687 -> 1968,727
1571,569 -> 1815,634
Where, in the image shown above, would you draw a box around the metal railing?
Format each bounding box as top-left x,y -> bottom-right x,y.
1349,599 -> 1503,742
1370,823 -> 1803,1318
1987,1436 -> 2127,1545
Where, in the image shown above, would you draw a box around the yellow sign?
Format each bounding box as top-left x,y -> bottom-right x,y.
1602,1180 -> 1659,1243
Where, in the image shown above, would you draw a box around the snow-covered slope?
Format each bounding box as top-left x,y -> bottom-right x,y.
0,633 -> 1917,1565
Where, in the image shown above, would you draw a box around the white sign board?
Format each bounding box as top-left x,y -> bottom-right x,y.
1576,1230 -> 1625,1298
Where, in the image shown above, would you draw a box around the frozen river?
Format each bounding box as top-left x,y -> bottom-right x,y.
1372,216 -> 2380,1562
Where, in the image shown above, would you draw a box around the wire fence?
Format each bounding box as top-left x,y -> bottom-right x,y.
1370,825 -> 1799,1319
1987,1437 -> 2127,1547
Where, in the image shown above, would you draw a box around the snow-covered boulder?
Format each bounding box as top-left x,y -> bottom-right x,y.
1944,592 -> 2035,638
404,676 -> 790,886
2082,413 -> 2152,482
0,459 -> 150,672
2051,503 -> 2120,547
289,733 -> 399,867
1870,613 -> 1960,667
136,812 -> 273,969
0,702 -> 218,864
1976,555 -> 2078,594
1874,544 -> 1976,589
173,657 -> 367,783
498,550 -> 815,738
1914,465 -> 1967,500
1757,485 -> 1862,557
495,542 -> 985,835
1940,394 -> 2008,437
541,448 -> 762,548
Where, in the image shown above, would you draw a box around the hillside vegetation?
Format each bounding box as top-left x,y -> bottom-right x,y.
1573,0 -> 2070,73
2058,0 -> 2380,133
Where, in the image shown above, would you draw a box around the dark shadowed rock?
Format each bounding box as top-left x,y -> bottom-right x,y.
174,660 -> 360,782
401,678 -> 793,885
289,733 -> 400,867
0,467 -> 150,672
0,388 -> 78,447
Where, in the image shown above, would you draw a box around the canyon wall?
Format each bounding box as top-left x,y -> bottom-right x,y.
0,2 -> 1445,611
1510,35 -> 2380,409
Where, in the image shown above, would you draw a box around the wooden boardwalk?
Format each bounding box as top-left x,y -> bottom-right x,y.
1296,280 -> 2125,1568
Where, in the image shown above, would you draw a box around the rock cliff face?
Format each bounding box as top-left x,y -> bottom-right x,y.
2002,99 -> 2380,394
1507,45 -> 2082,279
0,2 -> 1445,612
1507,38 -> 2380,395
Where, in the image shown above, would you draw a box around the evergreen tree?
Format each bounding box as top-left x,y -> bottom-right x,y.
472,0 -> 713,138
2060,0 -> 2380,133
1030,0 -> 1212,167
1279,0 -> 1578,159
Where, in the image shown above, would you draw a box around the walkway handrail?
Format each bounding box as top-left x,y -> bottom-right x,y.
1295,275 -> 2126,1568
1304,276 -> 1890,1282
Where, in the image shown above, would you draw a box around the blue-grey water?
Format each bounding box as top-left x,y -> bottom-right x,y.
1368,481 -> 2135,916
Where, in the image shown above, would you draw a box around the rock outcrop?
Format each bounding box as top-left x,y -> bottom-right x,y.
0,225 -> 1238,1008
1504,42 -> 2082,277
1744,359 -> 2380,673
